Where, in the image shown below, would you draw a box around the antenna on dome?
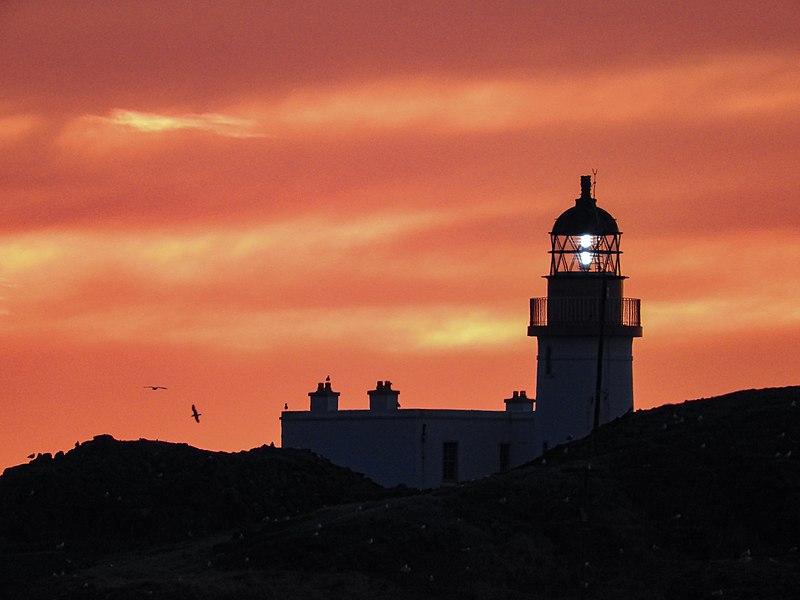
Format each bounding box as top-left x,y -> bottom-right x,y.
591,169 -> 598,198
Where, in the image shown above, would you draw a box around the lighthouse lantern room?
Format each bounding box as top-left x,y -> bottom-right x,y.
529,176 -> 642,453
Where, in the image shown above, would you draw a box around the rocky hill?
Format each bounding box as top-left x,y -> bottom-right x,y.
2,386 -> 799,599
0,435 -> 387,551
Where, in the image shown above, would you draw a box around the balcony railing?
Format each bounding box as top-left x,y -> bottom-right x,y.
530,296 -> 641,327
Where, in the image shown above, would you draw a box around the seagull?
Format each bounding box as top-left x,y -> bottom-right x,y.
144,386 -> 167,391
191,404 -> 201,423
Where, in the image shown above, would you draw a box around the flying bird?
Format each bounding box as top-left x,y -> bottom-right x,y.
144,386 -> 167,390
191,404 -> 201,423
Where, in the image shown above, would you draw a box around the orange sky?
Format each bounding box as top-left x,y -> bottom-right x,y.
1,1 -> 799,471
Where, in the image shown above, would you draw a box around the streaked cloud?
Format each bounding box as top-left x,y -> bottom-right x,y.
59,53 -> 796,145
0,239 -> 62,275
90,109 -> 269,138
645,295 -> 800,335
0,210 -> 456,315
0,113 -> 43,143
17,301 -> 522,354
251,52 -> 800,135
402,310 -> 520,350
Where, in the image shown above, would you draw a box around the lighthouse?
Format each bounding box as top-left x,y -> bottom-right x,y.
528,176 -> 642,453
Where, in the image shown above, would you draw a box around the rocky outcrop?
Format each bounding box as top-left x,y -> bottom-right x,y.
0,436 -> 386,551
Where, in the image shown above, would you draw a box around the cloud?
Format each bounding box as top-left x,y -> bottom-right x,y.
645,297 -> 800,334
0,209 -> 453,312
247,52 -> 800,136
0,113 -> 43,143
0,278 -> 18,313
48,52 -> 795,149
17,302 -> 522,354
0,210 -> 443,273
0,206 -> 534,353
90,109 -> 269,138
403,310 -> 520,350
3,2 -> 797,118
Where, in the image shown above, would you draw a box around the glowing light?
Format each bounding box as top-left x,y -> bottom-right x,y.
579,234 -> 593,249
580,251 -> 593,266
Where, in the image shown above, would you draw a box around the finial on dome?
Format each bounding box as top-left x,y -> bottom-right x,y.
580,175 -> 592,199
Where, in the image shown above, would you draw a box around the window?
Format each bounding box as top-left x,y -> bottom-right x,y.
442,441 -> 458,483
499,443 -> 510,472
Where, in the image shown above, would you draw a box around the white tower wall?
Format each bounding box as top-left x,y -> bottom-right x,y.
533,335 -> 633,453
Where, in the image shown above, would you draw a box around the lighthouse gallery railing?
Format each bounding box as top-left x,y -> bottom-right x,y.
529,297 -> 641,327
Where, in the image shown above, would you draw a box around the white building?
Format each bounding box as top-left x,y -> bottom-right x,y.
281,176 -> 642,488
282,380 -> 536,488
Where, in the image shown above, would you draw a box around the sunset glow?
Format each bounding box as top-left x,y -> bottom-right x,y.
1,1 -> 798,470
99,109 -> 268,138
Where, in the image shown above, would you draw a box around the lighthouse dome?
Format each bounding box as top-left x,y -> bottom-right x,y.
551,175 -> 619,236
551,201 -> 619,235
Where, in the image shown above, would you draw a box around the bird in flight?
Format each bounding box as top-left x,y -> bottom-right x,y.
144,386 -> 167,390
191,404 -> 201,423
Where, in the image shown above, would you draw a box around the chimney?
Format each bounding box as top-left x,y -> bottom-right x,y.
368,380 -> 400,412
504,390 -> 535,412
309,378 -> 340,412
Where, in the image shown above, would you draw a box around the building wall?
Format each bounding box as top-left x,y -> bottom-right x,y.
281,409 -> 536,488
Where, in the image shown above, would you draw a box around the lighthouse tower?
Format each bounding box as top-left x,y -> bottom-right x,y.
529,176 -> 642,453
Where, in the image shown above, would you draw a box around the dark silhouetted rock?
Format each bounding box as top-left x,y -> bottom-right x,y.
0,437 -> 385,553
